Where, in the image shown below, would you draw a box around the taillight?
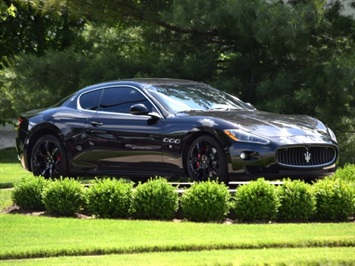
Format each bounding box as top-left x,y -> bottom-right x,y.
16,117 -> 23,130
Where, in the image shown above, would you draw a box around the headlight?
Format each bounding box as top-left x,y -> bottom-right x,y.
224,129 -> 270,144
328,127 -> 337,143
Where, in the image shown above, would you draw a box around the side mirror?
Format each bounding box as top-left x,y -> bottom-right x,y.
246,102 -> 256,110
130,104 -> 149,115
130,104 -> 162,120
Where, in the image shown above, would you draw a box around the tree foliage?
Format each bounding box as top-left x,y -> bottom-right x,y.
0,0 -> 354,163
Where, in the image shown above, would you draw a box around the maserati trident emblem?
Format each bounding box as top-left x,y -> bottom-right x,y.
304,149 -> 311,164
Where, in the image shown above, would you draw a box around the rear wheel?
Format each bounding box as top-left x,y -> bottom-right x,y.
186,135 -> 229,183
30,135 -> 68,178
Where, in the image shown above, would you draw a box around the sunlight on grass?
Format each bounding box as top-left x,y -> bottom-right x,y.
0,214 -> 354,261
0,189 -> 12,211
0,164 -> 30,188
0,148 -> 28,188
0,247 -> 354,266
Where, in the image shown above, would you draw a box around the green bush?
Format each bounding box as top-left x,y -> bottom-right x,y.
313,177 -> 355,221
333,164 -> 355,183
42,178 -> 86,217
11,176 -> 49,211
277,179 -> 316,222
131,177 -> 179,220
233,178 -> 280,222
86,178 -> 133,218
180,180 -> 231,222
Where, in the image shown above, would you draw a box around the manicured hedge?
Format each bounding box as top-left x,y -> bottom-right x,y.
233,178 -> 280,222
11,164 -> 355,222
131,177 -> 179,220
332,163 -> 355,183
42,178 -> 86,217
86,178 -> 133,219
313,177 -> 354,221
277,179 -> 315,222
11,176 -> 48,211
181,180 -> 230,222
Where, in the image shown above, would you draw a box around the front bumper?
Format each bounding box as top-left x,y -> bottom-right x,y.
228,142 -> 338,179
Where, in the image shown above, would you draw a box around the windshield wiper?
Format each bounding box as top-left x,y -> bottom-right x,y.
208,106 -> 240,111
177,109 -> 203,113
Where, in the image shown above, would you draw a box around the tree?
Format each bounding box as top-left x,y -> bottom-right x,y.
0,0 -> 354,163
0,0 -> 85,124
0,0 -> 84,59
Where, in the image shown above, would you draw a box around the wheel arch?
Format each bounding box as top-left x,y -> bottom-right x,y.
181,129 -> 231,176
26,124 -> 64,171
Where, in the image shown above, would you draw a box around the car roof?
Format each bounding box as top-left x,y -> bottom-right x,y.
78,78 -> 203,93
126,78 -> 203,86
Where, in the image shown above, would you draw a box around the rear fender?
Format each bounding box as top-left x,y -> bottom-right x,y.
26,123 -> 64,171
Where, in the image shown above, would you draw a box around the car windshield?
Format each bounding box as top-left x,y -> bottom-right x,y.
147,83 -> 253,113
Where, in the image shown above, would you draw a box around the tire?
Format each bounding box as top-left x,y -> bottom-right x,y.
30,135 -> 68,178
186,135 -> 229,183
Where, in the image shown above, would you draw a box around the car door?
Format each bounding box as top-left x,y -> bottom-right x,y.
64,88 -> 103,171
84,85 -> 165,176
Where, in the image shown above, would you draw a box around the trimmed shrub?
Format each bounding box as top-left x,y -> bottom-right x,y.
131,177 -> 178,220
333,164 -> 355,183
277,179 -> 316,222
86,178 -> 133,218
313,177 -> 355,221
181,180 -> 231,222
42,178 -> 86,217
11,176 -> 49,211
233,178 -> 280,222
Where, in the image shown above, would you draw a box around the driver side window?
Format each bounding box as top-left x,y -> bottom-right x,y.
99,87 -> 154,114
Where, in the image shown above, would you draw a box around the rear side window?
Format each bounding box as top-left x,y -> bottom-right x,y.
79,89 -> 102,111
99,87 -> 153,114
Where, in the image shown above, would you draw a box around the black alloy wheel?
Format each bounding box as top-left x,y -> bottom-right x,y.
30,135 -> 68,178
186,135 -> 228,183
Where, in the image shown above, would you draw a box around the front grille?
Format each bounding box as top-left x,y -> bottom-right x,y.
276,146 -> 337,167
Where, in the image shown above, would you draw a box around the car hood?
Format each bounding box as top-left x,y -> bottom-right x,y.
184,110 -> 331,142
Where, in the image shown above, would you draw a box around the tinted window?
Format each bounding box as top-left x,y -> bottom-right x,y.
99,87 -> 153,114
79,90 -> 102,110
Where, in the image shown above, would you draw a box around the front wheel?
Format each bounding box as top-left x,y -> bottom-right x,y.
30,135 -> 68,178
186,135 -> 229,183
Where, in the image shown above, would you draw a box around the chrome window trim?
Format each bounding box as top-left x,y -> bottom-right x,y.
77,87 -> 103,113
77,85 -> 164,119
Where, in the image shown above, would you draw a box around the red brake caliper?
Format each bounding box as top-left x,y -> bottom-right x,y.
57,153 -> 61,163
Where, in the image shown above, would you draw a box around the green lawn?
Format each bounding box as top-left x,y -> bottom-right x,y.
0,189 -> 12,211
0,148 -> 27,188
0,214 -> 354,264
0,248 -> 354,266
0,148 -> 18,164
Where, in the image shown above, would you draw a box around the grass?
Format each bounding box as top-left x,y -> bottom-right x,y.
0,248 -> 354,265
0,189 -> 12,211
0,214 -> 354,262
0,148 -> 27,188
0,148 -> 18,164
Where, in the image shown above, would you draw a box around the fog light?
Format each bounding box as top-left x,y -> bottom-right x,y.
240,152 -> 247,160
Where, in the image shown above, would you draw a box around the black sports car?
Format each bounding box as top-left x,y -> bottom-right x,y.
16,79 -> 338,183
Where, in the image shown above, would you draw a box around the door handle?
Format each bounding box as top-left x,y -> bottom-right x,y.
90,121 -> 103,127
